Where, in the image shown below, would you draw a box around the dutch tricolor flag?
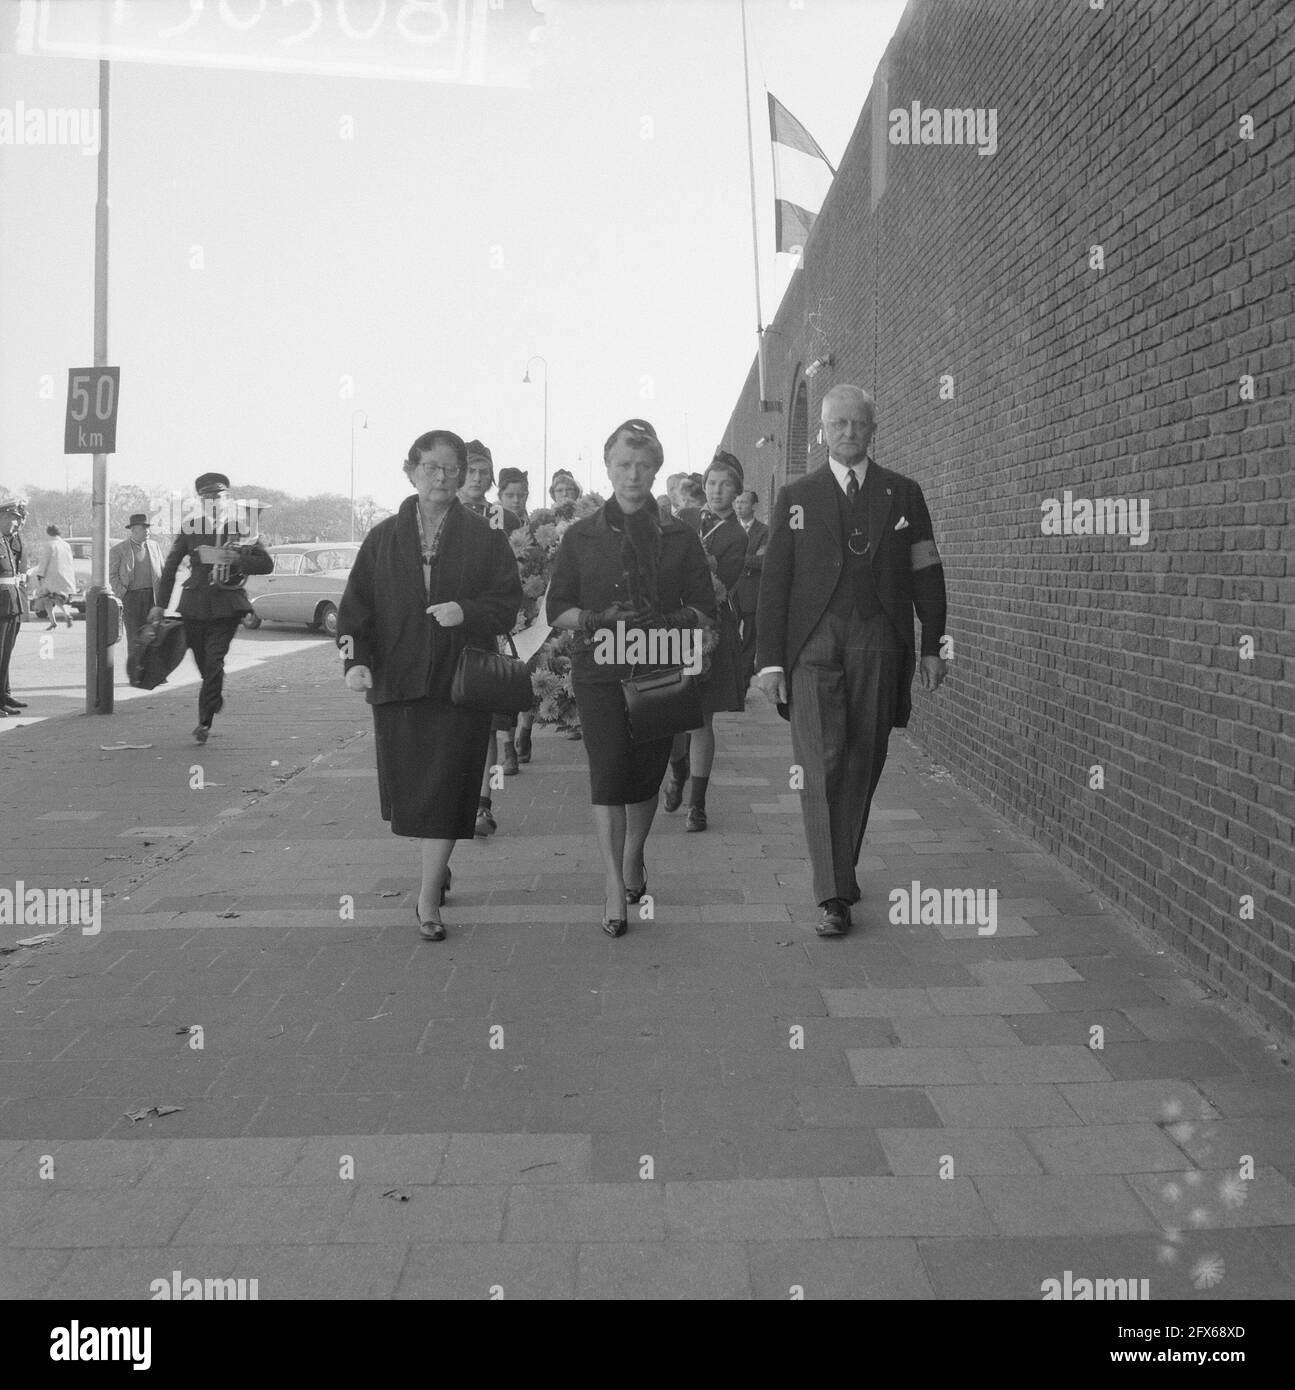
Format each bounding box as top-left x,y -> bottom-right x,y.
768,92 -> 836,258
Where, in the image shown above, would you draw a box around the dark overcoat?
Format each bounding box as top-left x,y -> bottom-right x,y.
339,495 -> 522,705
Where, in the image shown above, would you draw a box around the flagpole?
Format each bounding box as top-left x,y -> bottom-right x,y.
739,0 -> 768,408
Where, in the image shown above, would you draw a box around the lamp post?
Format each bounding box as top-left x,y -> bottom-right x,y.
522,356 -> 548,501
349,409 -> 368,543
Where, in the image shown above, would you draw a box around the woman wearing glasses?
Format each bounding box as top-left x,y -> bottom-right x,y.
338,430 -> 522,941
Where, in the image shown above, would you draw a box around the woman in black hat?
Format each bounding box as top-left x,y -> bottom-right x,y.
457,440 -> 525,824
662,451 -> 750,831
546,420 -> 716,936
496,467 -> 541,765
338,430 -> 522,940
496,467 -> 529,525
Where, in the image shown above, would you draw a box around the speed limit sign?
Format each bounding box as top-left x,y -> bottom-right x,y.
64,366 -> 120,453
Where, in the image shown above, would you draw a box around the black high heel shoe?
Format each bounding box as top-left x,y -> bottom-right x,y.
625,870 -> 648,905
602,917 -> 628,938
415,907 -> 447,942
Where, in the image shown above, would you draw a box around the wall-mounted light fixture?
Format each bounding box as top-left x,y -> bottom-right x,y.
804,353 -> 834,379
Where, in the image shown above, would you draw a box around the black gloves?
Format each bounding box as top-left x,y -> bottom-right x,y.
579,603 -> 683,635
662,606 -> 702,628
578,605 -> 630,636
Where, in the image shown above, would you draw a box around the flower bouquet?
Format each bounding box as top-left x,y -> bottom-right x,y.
511,492 -> 606,732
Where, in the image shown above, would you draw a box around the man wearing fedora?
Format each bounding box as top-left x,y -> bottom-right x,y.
0,498 -> 32,717
148,473 -> 272,742
754,385 -> 949,937
110,512 -> 166,687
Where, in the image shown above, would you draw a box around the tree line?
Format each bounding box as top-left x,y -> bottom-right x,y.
0,482 -> 391,545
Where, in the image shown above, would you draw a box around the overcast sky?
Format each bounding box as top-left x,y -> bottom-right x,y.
0,0 -> 906,513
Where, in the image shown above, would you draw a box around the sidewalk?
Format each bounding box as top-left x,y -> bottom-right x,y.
2,646 -> 1294,1300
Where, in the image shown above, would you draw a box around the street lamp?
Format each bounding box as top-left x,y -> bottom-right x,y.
350,409 -> 368,543
522,356 -> 548,501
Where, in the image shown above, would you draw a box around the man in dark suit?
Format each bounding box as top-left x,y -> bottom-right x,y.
0,498 -> 31,716
149,473 -> 272,743
732,489 -> 768,695
754,385 -> 948,936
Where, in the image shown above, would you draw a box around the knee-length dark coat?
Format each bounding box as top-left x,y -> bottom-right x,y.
338,494 -> 523,840
338,494 -> 522,704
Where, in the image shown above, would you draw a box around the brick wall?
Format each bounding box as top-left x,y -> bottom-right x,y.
722,0 -> 1294,1036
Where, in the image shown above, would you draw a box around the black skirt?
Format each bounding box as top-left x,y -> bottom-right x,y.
371,696 -> 492,838
572,677 -> 675,805
698,607 -> 745,715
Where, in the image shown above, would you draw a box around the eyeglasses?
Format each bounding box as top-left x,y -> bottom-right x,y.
412,462 -> 459,478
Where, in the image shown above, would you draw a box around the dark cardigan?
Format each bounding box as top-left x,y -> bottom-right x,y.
338,495 -> 522,706
545,498 -> 717,685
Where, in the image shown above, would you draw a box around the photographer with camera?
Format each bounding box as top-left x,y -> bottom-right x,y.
148,472 -> 272,743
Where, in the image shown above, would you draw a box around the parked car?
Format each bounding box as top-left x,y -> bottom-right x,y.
66,536 -> 92,616
60,535 -> 174,617
241,543 -> 360,637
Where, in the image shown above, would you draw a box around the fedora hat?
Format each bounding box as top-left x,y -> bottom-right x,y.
125,514 -> 151,529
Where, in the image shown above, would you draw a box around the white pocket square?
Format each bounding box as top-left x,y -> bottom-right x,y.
893,516 -> 909,530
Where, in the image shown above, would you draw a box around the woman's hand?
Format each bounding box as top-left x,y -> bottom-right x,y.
426,601 -> 465,626
344,665 -> 374,692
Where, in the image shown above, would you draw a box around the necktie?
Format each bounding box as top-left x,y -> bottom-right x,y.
846,468 -> 859,505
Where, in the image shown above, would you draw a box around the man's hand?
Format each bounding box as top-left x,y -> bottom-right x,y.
147,607 -> 164,624
919,655 -> 948,692
344,665 -> 373,692
426,601 -> 464,627
753,669 -> 787,705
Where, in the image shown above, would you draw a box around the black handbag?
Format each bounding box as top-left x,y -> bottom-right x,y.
621,664 -> 704,744
451,635 -> 533,714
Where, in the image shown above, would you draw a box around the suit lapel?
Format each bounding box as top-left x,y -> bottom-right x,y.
865,461 -> 894,564
807,466 -> 841,558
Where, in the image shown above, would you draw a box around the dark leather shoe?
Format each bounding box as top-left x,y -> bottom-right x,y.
602,917 -> 628,938
4,697 -> 27,708
193,724 -> 209,743
474,807 -> 497,837
685,805 -> 707,832
816,899 -> 850,936
419,919 -> 447,941
516,728 -> 532,763
502,746 -> 519,776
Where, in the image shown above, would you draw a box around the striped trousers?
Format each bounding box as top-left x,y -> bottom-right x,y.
789,609 -> 905,906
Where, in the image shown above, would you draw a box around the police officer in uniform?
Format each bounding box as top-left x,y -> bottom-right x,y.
0,498 -> 31,716
148,473 -> 272,743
